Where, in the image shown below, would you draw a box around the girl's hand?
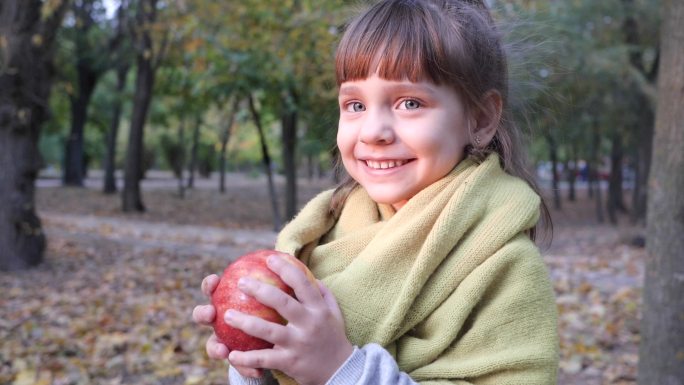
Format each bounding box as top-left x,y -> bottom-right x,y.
225,255 -> 354,385
191,274 -> 264,378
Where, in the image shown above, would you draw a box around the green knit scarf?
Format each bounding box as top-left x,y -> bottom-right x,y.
272,154 -> 559,385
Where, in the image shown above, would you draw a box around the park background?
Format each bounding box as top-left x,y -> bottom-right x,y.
1,0 -> 682,384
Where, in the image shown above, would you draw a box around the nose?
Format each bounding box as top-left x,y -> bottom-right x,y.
359,108 -> 394,145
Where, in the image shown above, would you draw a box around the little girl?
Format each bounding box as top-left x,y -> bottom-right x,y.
193,0 -> 559,384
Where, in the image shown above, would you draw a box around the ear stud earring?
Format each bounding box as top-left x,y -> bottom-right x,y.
474,135 -> 481,147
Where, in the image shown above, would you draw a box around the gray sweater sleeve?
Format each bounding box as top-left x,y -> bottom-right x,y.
228,344 -> 417,385
228,366 -> 276,385
326,344 -> 419,385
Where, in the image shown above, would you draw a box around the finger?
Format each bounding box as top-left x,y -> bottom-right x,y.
233,365 -> 263,379
192,304 -> 216,325
229,349 -> 286,372
318,280 -> 344,322
224,310 -> 289,346
206,333 -> 229,360
238,277 -> 304,323
201,274 -> 220,297
267,255 -> 322,306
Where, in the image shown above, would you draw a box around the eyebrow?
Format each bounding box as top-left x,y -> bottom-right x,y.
338,85 -> 362,97
339,83 -> 437,97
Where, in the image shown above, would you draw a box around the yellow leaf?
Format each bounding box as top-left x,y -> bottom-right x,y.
12,369 -> 35,385
31,34 -> 44,47
155,365 -> 182,377
41,0 -> 64,20
13,369 -> 51,385
185,374 -> 204,385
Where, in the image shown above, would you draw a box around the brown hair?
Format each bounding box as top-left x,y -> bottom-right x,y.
330,0 -> 551,242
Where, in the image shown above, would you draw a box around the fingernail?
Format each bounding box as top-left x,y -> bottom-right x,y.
238,278 -> 249,289
267,255 -> 282,267
215,344 -> 226,356
224,310 -> 235,323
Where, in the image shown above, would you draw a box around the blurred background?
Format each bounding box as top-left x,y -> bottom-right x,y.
1,0 -> 681,384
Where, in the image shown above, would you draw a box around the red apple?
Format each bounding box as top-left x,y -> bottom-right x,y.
211,249 -> 316,351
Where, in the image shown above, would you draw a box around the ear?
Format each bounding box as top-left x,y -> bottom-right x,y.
471,90 -> 502,148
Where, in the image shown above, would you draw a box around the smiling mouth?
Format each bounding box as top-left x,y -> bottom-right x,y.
364,159 -> 413,170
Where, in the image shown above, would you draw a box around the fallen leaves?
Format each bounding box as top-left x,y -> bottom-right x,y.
0,228 -> 251,385
547,224 -> 644,385
0,181 -> 646,384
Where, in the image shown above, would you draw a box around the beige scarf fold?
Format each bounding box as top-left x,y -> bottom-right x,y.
272,154 -> 558,384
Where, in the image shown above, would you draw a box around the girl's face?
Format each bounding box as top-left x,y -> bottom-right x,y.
337,74 -> 471,210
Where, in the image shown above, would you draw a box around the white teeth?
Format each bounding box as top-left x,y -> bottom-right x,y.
365,160 -> 408,169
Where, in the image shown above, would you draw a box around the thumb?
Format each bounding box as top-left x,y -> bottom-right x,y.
317,280 -> 344,321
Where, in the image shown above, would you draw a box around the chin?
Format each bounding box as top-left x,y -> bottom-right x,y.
364,188 -> 410,208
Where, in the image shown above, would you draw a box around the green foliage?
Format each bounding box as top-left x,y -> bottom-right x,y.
41,0 -> 660,177
227,115 -> 283,171
183,0 -> 348,160
498,0 -> 659,166
39,133 -> 64,169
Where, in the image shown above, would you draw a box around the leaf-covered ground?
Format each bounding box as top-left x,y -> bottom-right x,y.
1,174 -> 644,384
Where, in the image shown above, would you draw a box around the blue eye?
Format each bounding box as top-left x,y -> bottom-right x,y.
401,99 -> 421,110
346,102 -> 365,112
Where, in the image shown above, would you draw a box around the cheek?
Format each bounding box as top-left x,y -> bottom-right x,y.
336,126 -> 357,171
401,128 -> 445,154
438,137 -> 467,165
404,127 -> 466,167
336,123 -> 355,155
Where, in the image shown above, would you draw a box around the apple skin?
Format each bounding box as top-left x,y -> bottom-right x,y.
211,249 -> 316,352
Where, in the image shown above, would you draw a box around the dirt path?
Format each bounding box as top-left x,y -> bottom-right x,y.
40,211 -> 277,260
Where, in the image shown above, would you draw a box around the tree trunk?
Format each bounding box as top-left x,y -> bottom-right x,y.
103,0 -> 130,194
63,56 -> 99,186
546,133 -> 561,210
103,64 -> 129,194
177,119 -> 186,199
122,54 -> 152,211
631,101 -> 654,224
0,0 -> 68,270
622,0 -> 658,225
638,0 -> 684,382
63,0 -> 101,187
307,154 -> 315,181
587,161 -> 594,200
219,98 -> 239,194
281,95 -> 298,221
248,95 -> 282,231
591,120 -> 604,223
607,132 -> 626,224
567,143 -> 577,202
122,0 -> 157,212
187,115 -> 201,189
593,169 -> 604,224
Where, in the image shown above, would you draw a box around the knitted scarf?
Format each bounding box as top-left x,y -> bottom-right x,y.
273,154 -> 559,385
